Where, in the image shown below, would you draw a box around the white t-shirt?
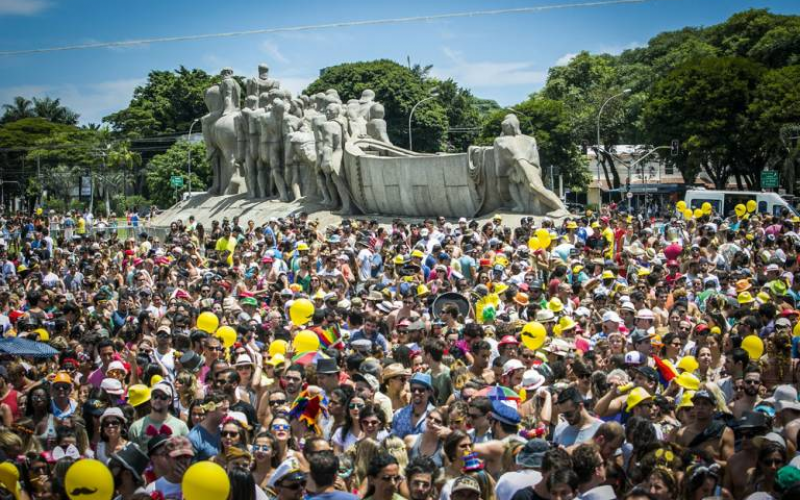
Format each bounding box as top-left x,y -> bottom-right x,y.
496,470 -> 543,500
146,477 -> 182,500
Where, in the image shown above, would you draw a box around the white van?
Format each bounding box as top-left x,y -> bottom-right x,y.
684,189 -> 799,218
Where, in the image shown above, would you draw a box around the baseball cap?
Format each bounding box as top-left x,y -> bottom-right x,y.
516,439 -> 549,469
452,476 -> 481,495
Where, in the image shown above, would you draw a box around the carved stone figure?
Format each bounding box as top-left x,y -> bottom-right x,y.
252,93 -> 271,198
283,100 -> 308,200
219,68 -> 241,117
493,114 -> 568,217
246,64 -> 280,98
358,89 -> 376,120
346,100 -> 368,138
202,84 -> 246,195
239,95 -> 261,196
312,115 -> 333,206
262,98 -> 290,202
320,103 -> 351,213
366,103 -> 391,144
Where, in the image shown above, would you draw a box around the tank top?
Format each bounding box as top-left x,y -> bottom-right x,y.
1,389 -> 19,421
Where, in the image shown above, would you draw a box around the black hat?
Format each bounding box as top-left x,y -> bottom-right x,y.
316,358 -> 339,375
111,443 -> 149,483
635,366 -> 658,382
736,411 -> 769,432
692,390 -> 716,405
147,434 -> 170,457
179,350 -> 203,373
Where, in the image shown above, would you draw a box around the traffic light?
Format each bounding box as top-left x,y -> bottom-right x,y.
671,139 -> 680,156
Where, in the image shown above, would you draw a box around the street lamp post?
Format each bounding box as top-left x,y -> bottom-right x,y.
595,88 -> 631,212
187,119 -> 200,197
408,88 -> 439,152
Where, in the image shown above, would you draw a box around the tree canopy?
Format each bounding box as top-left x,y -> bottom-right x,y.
1,96 -> 79,125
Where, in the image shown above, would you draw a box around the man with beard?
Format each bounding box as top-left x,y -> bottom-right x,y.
405,457 -> 436,500
511,447 -> 572,500
281,364 -> 306,403
553,387 -> 602,446
391,373 -> 435,438
188,391 -> 229,460
730,366 -> 762,419
215,367 -> 257,428
723,412 -> 769,500
88,338 -> 117,388
153,325 -> 177,380
468,340 -> 495,384
128,382 -> 189,448
145,436 -> 195,499
675,390 -> 734,466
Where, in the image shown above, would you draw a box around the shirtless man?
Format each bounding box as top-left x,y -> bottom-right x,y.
675,390 -> 734,466
730,366 -> 761,419
723,412 -> 769,500
468,341 -> 495,385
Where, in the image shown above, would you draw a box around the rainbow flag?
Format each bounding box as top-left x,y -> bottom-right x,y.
653,355 -> 678,389
318,324 -> 343,349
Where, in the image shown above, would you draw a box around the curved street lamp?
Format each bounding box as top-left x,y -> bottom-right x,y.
595,88 -> 631,212
408,88 -> 439,152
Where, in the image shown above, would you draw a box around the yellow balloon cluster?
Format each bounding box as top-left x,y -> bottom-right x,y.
197,312 -> 219,333
735,204 -> 747,218
292,330 -> 320,353
520,322 -> 546,351
528,228 -> 551,251
183,462 -> 231,500
747,200 -> 757,213
215,326 -> 236,348
676,201 -> 687,212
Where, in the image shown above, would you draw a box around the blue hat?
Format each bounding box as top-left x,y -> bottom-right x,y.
490,399 -> 521,426
409,372 -> 432,391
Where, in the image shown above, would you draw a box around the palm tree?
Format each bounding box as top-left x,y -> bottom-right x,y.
1,96 -> 34,123
33,97 -> 79,125
106,142 -> 141,216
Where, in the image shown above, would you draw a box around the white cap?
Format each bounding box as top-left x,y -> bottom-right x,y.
621,302 -> 636,312
458,217 -> 467,223
636,309 -> 655,320
234,354 -> 253,367
502,359 -> 525,376
99,406 -> 127,424
107,360 -> 128,374
100,378 -> 124,396
521,370 -> 545,391
602,311 -> 622,324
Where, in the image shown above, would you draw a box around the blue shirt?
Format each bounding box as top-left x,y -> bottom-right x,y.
188,424 -> 220,461
308,492 -> 360,500
391,403 -> 434,438
349,329 -> 389,354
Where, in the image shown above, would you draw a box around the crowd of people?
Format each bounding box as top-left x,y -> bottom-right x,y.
0,206 -> 800,500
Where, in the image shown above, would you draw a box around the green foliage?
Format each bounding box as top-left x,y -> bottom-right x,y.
478,97 -> 590,191
146,140 -> 210,207
1,96 -> 79,125
103,66 -> 221,138
431,78 -> 483,152
113,194 -> 150,213
305,60 -> 448,152
643,57 -> 765,188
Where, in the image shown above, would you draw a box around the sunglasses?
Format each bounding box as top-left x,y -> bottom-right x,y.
102,420 -> 122,428
152,393 -> 171,401
361,419 -> 381,427
410,386 -> 427,394
269,399 -> 287,407
427,416 -> 443,425
349,402 -> 365,410
762,458 -> 784,467
272,424 -> 290,431
251,445 -> 272,453
221,430 -> 239,438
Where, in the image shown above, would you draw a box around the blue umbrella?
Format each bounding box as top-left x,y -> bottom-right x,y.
0,337 -> 58,358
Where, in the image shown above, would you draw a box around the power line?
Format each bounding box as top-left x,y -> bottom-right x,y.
0,0 -> 653,56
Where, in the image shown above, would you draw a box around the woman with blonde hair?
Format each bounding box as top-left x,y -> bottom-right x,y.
349,437 -> 381,497
174,371 -> 203,420
381,435 -> 408,476
12,418 -> 41,454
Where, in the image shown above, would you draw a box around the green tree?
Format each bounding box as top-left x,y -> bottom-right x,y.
430,78 -> 483,152
305,60 -> 448,152
478,97 -> 590,191
146,140 -> 210,207
643,57 -> 765,189
1,97 -> 35,124
32,97 -> 79,125
103,66 -> 221,138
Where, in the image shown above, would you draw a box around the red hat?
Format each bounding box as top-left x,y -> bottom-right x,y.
124,249 -> 135,256
781,309 -> 800,317
600,216 -> 610,224
8,310 -> 24,324
667,259 -> 679,267
479,258 -> 491,268
498,335 -> 520,346
133,258 -> 144,266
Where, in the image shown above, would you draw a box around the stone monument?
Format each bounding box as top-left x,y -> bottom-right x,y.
197,66 -> 570,219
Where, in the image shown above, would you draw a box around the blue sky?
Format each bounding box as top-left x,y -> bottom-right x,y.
0,0 -> 798,126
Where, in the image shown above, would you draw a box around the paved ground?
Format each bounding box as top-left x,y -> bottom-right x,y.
152,193 -> 569,229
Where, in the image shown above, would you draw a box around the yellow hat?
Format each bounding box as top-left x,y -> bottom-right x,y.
52,372 -> 72,385
601,270 -> 615,280
313,290 -> 326,300
127,384 -> 151,408
268,353 -> 286,367
591,222 -> 600,229
573,265 -> 584,274
416,284 -> 430,298
559,316 -> 577,331
756,292 -> 771,303
494,283 -> 509,295
625,387 -> 653,412
566,221 -> 578,230
586,210 -> 594,217
34,328 -> 49,342
0,462 -> 21,500
737,292 -> 755,304
627,215 -> 633,223
493,214 -> 502,221
393,255 -> 405,265
297,242 -> 310,251
677,391 -> 695,410
411,249 -> 424,259
548,297 -> 564,313
637,268 -> 651,277
675,372 -> 700,391
150,375 -> 164,387
676,355 -> 699,373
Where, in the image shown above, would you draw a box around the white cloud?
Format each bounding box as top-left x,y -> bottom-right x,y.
595,41 -> 644,56
280,76 -> 315,96
432,47 -> 547,89
555,53 -> 577,66
259,40 -> 288,64
0,0 -> 50,15
0,78 -> 144,125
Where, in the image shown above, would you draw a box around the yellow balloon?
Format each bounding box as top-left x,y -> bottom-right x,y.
196,311 -> 219,333
215,325 -> 236,349
66,459 -> 114,500
36,208 -> 43,216
676,201 -> 687,212
702,202 -> 712,215
742,335 -> 764,360
527,237 -> 541,251
289,298 -> 315,326
292,329 -> 320,353
683,208 -> 694,219
520,322 -> 547,351
735,204 -> 747,218
693,208 -> 703,219
538,234 -> 552,249
747,200 -> 757,213
794,322 -> 800,338
535,228 -> 549,240
269,339 -> 288,357
183,462 -> 231,500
